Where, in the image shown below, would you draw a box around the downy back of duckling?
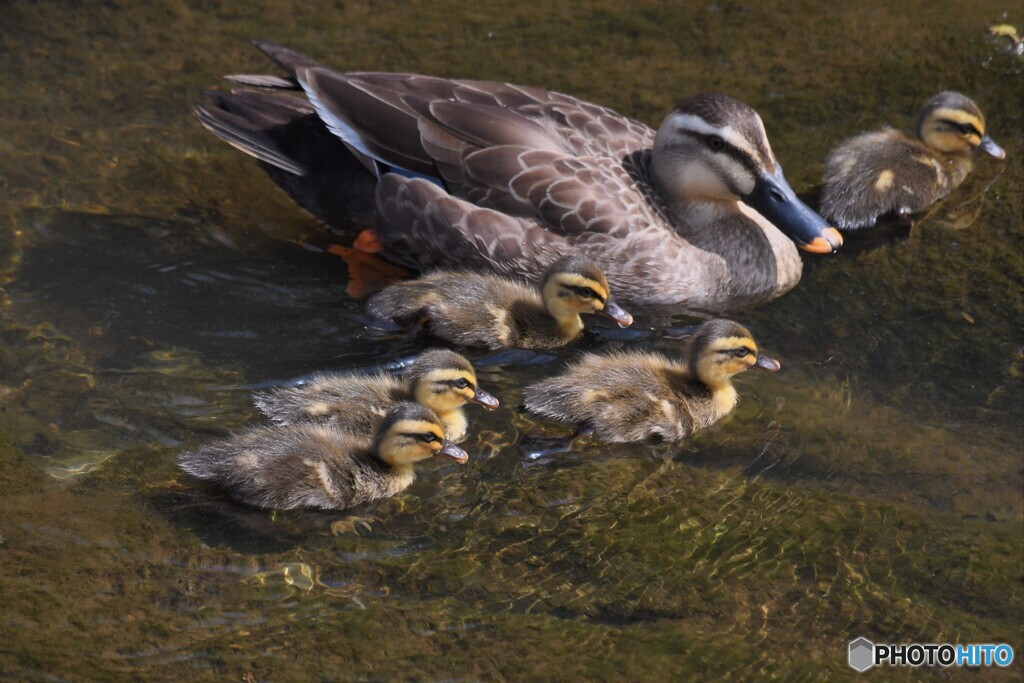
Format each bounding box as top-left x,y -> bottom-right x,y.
178,402 -> 467,511
252,349 -> 497,441
522,319 -> 778,443
821,92 -> 1005,229
254,370 -> 405,431
367,254 -> 630,349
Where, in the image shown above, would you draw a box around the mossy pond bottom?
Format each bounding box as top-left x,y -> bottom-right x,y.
1,0 -> 1022,679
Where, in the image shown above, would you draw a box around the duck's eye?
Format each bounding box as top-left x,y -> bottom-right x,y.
453,378 -> 470,389
734,346 -> 750,358
419,433 -> 439,443
708,135 -> 726,151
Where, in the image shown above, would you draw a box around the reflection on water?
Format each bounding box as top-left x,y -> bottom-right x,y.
1,0 -> 1022,679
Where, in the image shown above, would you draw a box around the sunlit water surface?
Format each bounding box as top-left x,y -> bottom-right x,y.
1,1 -> 1021,680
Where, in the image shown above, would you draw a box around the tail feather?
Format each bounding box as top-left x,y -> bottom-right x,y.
196,102 -> 308,176
251,40 -> 327,77
224,73 -> 299,90
196,87 -> 377,227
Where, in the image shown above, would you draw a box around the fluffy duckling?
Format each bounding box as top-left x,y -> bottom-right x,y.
178,402 -> 467,511
366,254 -> 633,350
821,91 -> 1005,229
253,349 -> 497,442
522,319 -> 779,443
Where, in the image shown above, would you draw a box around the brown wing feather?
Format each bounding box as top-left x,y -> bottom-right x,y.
298,68 -> 439,176
373,176 -> 569,276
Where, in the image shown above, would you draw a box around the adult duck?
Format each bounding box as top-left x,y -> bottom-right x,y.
197,41 -> 842,309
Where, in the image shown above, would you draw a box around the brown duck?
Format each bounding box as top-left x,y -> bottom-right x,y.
196,41 -> 842,310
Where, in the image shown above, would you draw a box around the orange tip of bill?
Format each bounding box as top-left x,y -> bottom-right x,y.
799,227 -> 843,254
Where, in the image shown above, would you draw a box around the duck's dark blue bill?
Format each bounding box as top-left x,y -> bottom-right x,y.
599,300 -> 634,327
754,353 -> 781,372
470,388 -> 500,410
438,440 -> 469,463
979,135 -> 1006,160
744,167 -> 843,253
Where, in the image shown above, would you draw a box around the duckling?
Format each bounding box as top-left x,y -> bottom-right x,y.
252,349 -> 498,442
522,319 -> 779,443
366,254 -> 633,350
177,402 -> 467,511
821,91 -> 1006,229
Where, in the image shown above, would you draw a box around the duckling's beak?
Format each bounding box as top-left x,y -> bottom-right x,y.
599,300 -> 634,327
979,135 -> 1006,160
754,353 -> 781,372
469,388 -> 500,410
437,440 -> 469,464
743,167 -> 843,254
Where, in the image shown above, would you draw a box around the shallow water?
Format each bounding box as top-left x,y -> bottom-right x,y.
1,1 -> 1022,680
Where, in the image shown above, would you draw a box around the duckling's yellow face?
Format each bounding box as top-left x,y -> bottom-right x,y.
543,271 -> 610,316
920,107 -> 987,153
413,366 -> 499,414
541,264 -> 633,328
694,333 -> 781,386
377,418 -> 468,467
917,93 -> 1005,159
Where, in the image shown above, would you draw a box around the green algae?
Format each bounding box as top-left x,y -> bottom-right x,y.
0,0 -> 1022,680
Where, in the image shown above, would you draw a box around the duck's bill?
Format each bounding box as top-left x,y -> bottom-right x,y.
979,135 -> 1006,160
744,168 -> 843,254
754,353 -> 781,372
469,389 -> 500,410
438,440 -> 469,463
599,300 -> 634,327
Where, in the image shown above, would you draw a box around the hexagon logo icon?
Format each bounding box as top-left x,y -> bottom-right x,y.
849,637 -> 875,672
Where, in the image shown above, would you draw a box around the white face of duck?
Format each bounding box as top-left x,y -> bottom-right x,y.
652,93 -> 842,254
652,110 -> 773,202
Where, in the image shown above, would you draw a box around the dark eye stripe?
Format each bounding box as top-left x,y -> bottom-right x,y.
401,432 -> 439,443
942,120 -> 981,137
561,284 -> 606,303
446,378 -> 474,390
679,129 -> 759,175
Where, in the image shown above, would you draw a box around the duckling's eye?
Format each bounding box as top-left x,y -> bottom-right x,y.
734,346 -> 751,358
707,135 -> 726,151
418,433 -> 439,443
562,285 -> 600,300
453,378 -> 470,389
947,121 -> 979,137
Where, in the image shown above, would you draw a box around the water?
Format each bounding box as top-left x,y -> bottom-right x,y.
1,1 -> 1021,680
